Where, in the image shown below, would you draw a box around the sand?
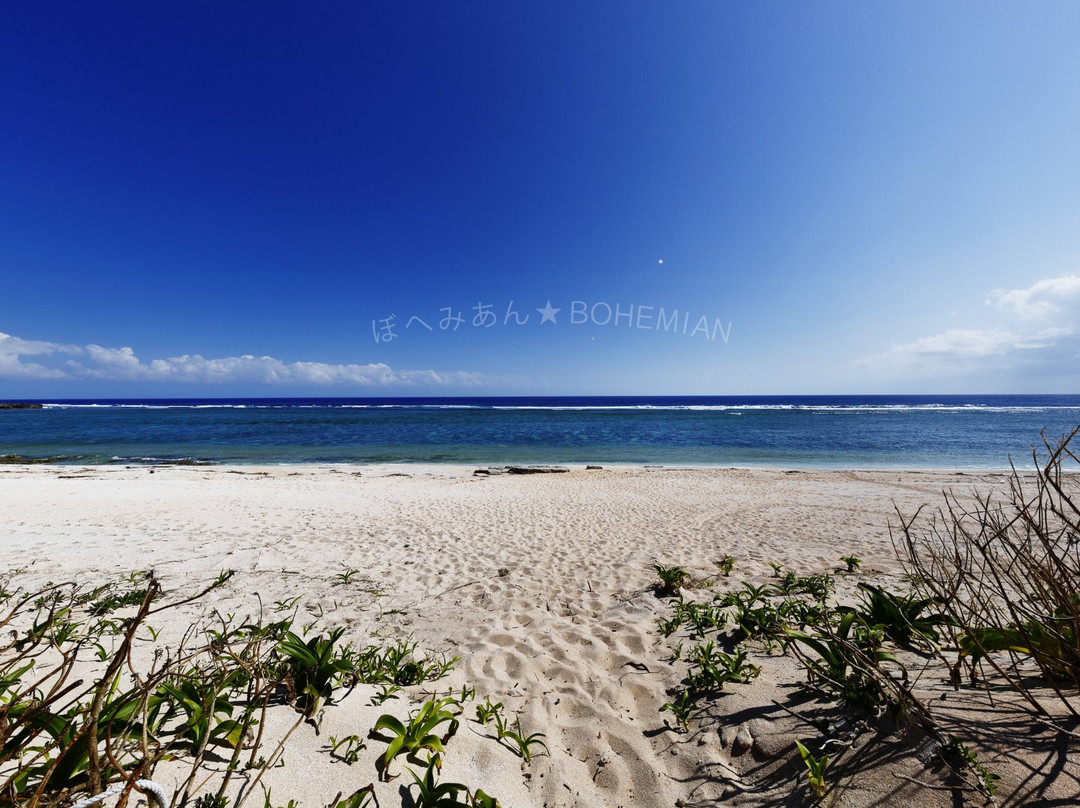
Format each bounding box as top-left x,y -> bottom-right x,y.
2,464 -> 1077,807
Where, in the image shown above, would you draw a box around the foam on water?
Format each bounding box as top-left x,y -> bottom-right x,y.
9,395 -> 1080,468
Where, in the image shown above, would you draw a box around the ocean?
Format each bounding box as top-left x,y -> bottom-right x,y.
1,395 -> 1079,469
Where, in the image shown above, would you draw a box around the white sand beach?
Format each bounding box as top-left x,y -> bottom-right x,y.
2,464 -> 1077,807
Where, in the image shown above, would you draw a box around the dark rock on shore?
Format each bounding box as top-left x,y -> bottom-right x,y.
474,465 -> 572,476
0,402 -> 44,409
0,454 -> 65,464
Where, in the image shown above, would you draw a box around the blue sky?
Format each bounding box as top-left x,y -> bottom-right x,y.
3,2 -> 1080,397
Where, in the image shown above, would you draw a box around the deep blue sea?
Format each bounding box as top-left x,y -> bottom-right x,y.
2,395 -> 1080,469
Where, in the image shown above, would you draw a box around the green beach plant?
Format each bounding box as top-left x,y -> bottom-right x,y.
668,596 -> 726,638
797,573 -> 833,602
954,616 -> 1080,684
369,683 -> 401,705
719,583 -> 788,646
841,582 -> 957,649
195,793 -> 230,808
470,790 -> 503,808
355,637 -> 459,687
407,756 -> 504,808
409,755 -> 467,807
449,684 -> 476,707
659,689 -> 697,732
716,555 -> 735,576
715,647 -> 760,682
326,785 -> 378,808
771,570 -> 803,597
686,643 -> 761,692
944,736 -> 999,798
496,717 -> 548,762
84,574 -> 155,616
653,564 -> 689,597
261,787 -> 299,808
780,597 -> 826,630
491,706 -> 509,740
273,595 -> 302,612
331,567 -> 362,586
157,672 -> 247,752
0,565 -> 505,808
717,581 -> 769,610
325,733 -> 365,764
277,626 -> 358,717
656,614 -> 683,637
840,555 -> 862,573
795,739 -> 829,800
770,572 -> 833,601
372,697 -> 460,779
786,612 -> 905,713
474,696 -> 503,726
0,570 -> 277,805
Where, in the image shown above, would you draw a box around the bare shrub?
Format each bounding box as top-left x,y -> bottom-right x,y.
894,427 -> 1080,717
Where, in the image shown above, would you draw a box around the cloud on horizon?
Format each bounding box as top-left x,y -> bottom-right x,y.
858,274 -> 1080,380
987,275 -> 1080,320
0,331 -> 487,388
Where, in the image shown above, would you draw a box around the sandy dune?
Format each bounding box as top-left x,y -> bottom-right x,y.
2,464 -> 1076,807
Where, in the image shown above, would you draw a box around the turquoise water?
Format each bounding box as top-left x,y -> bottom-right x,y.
1,395 -> 1079,468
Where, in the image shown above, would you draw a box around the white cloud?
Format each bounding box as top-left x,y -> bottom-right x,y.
0,331 -> 487,387
84,344 -> 144,375
1013,325 -> 1076,349
861,325 -> 1076,368
857,273 -> 1080,380
892,328 -> 1017,358
987,274 -> 1080,320
0,332 -> 80,379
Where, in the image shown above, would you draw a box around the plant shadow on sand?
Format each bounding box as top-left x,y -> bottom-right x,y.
647,427 -> 1080,806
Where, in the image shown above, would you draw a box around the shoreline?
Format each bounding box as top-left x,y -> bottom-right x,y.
0,457 -> 1037,474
